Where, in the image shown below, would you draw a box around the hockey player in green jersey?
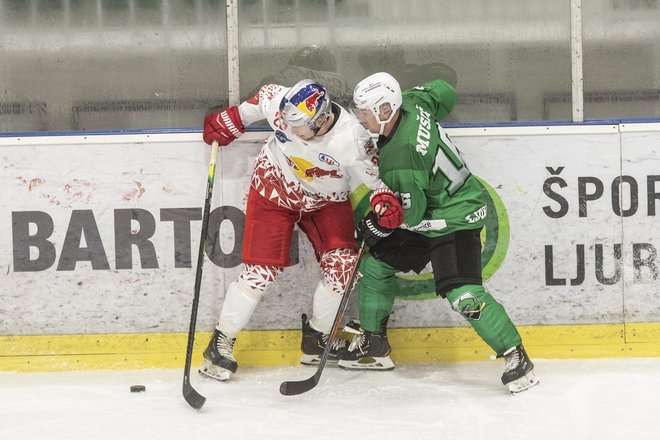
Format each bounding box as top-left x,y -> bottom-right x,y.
337,72 -> 539,394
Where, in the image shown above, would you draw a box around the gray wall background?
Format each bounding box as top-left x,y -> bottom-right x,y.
1,0 -> 659,133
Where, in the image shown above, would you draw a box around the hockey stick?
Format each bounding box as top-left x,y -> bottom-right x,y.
182,140 -> 219,410
280,240 -> 367,396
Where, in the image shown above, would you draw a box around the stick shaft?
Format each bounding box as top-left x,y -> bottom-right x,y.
182,140 -> 219,409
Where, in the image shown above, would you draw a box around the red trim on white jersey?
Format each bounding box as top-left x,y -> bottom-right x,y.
237,83 -> 385,213
250,149 -> 347,212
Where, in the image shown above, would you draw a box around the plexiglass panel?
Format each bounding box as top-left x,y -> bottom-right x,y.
8,0 -> 660,132
582,0 -> 660,119
238,0 -> 572,123
0,0 -> 228,132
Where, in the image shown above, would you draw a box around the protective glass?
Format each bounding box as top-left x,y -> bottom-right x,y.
349,103 -> 374,124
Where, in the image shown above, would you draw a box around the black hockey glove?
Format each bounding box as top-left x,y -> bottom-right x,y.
356,212 -> 394,248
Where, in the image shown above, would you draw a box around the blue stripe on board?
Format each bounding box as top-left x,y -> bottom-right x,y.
2,118 -> 660,138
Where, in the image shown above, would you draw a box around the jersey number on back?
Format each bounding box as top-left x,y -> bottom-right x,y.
431,124 -> 471,196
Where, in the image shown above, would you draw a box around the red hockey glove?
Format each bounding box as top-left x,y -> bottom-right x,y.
369,188 -> 403,229
203,106 -> 245,146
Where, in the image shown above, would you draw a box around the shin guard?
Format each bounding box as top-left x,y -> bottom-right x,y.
217,279 -> 264,338
446,284 -> 522,355
309,280 -> 342,334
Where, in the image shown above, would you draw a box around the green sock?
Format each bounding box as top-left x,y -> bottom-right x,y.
445,284 -> 522,355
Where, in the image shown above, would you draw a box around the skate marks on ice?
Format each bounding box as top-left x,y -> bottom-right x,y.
1,359 -> 660,440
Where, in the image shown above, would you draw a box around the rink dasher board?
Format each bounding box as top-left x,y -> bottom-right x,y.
2,322 -> 660,373
1,123 -> 659,371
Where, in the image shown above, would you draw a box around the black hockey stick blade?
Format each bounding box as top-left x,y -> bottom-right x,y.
280,371 -> 320,396
183,381 -> 206,410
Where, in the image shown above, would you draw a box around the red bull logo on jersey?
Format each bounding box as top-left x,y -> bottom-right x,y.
288,155 -> 342,181
304,166 -> 341,179
285,155 -> 300,171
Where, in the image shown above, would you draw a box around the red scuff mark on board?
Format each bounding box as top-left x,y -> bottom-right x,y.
16,176 -> 45,191
41,193 -> 62,206
18,177 -> 95,207
122,181 -> 146,202
28,178 -> 45,191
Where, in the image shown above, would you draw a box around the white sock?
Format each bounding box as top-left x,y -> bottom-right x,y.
309,280 -> 342,334
217,279 -> 263,338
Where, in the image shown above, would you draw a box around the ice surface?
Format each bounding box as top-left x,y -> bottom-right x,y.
1,358 -> 659,440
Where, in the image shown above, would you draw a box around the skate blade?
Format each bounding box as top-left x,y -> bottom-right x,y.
299,354 -> 338,366
198,360 -> 233,382
337,356 -> 394,371
508,370 -> 540,395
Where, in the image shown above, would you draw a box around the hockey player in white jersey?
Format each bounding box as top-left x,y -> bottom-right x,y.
199,79 -> 403,381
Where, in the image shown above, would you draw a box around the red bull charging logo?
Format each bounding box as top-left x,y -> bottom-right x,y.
290,84 -> 326,117
304,166 -> 341,179
288,155 -> 343,181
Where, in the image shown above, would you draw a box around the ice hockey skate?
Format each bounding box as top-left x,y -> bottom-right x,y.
299,313 -> 347,365
199,329 -> 238,381
499,344 -> 539,394
336,327 -> 394,370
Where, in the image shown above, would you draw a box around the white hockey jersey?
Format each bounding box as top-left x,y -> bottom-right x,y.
237,84 -> 384,212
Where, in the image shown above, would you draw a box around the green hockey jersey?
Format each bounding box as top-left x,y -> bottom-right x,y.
377,80 -> 487,237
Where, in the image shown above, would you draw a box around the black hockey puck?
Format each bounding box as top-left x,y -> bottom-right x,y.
130,385 -> 146,393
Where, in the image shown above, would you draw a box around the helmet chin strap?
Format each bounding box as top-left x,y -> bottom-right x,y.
364,121 -> 386,137
372,106 -> 394,137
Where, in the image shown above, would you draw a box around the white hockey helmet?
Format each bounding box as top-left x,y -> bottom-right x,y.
352,72 -> 402,134
279,79 -> 331,132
